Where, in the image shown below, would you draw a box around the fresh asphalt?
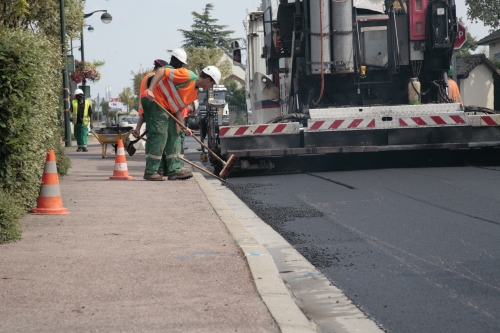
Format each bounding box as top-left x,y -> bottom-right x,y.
223,166 -> 500,333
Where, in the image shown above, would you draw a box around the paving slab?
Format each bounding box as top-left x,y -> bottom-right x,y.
0,140 -> 283,333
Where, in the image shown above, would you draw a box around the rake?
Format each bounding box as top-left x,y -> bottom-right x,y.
153,100 -> 237,179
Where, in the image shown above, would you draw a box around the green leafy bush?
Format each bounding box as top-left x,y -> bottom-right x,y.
0,28 -> 69,243
0,189 -> 22,243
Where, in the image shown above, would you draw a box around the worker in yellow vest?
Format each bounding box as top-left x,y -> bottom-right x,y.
72,89 -> 93,152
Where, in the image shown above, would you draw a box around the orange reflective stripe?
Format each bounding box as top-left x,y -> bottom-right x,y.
154,68 -> 198,113
166,69 -> 186,109
158,80 -> 180,112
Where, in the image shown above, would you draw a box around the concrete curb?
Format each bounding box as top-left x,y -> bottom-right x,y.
193,172 -> 385,333
193,173 -> 318,333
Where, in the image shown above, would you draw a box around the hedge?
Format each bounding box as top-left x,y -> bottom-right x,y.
0,28 -> 71,243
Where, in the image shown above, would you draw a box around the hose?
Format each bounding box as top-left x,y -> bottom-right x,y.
425,0 -> 456,56
313,0 -> 325,105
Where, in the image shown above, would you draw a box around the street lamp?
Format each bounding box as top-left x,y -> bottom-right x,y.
79,10 -> 112,98
80,24 -> 94,64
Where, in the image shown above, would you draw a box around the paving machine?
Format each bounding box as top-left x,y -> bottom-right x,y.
210,0 -> 500,176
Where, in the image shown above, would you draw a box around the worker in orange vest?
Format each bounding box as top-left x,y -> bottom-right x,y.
133,59 -> 169,155
143,65 -> 221,181
134,51 -> 187,167
447,66 -> 463,104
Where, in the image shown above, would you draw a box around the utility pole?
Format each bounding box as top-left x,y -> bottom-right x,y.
60,0 -> 72,147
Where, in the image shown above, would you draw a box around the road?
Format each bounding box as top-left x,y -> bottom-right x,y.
183,136 -> 500,332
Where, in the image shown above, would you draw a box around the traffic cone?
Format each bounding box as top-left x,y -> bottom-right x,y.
109,138 -> 133,180
31,150 -> 69,215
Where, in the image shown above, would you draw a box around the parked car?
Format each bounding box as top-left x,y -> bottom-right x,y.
120,116 -> 139,124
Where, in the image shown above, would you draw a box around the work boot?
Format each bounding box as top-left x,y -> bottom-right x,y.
76,147 -> 83,152
163,167 -> 187,177
143,173 -> 165,181
82,147 -> 88,152
167,170 -> 193,180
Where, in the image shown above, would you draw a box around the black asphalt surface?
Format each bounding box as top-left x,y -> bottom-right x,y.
223,166 -> 500,333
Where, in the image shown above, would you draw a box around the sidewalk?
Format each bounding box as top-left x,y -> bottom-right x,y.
0,140 -> 288,333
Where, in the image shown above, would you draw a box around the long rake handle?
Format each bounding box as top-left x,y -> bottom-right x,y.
152,100 -> 227,166
180,157 -> 225,183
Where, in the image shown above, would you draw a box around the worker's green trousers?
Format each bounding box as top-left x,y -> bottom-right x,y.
142,99 -> 169,175
74,123 -> 88,148
158,117 -> 183,176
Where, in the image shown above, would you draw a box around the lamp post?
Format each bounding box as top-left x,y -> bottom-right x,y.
59,0 -> 72,147
80,25 -> 93,65
80,10 -> 112,97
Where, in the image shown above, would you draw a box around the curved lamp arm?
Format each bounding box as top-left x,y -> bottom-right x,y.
83,10 -> 107,19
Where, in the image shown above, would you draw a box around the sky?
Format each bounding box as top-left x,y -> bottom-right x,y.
80,0 -> 265,101
79,0 -> 490,102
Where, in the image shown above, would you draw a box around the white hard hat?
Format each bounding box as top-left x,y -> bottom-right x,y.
202,66 -> 221,85
171,48 -> 187,64
74,89 -> 84,96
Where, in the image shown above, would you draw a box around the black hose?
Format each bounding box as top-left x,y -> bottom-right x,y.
425,0 -> 456,56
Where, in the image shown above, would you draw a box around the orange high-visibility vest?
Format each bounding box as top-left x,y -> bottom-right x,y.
138,72 -> 153,115
448,79 -> 463,104
152,68 -> 199,114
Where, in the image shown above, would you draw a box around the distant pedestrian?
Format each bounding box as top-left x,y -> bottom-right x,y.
72,89 -> 93,152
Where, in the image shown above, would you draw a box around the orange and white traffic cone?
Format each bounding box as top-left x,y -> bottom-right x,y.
109,138 -> 133,180
31,150 -> 69,215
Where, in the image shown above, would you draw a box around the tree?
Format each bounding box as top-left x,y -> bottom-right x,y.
185,46 -> 232,80
129,67 -> 151,112
465,0 -> 500,30
101,100 -> 109,114
223,79 -> 246,110
119,87 -> 135,113
178,3 -> 236,53
0,0 -> 84,40
131,68 -> 151,98
455,18 -> 478,57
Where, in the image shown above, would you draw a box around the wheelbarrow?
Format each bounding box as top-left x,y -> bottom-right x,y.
90,126 -> 134,158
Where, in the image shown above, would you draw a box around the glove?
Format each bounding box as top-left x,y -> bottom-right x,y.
90,124 -> 94,130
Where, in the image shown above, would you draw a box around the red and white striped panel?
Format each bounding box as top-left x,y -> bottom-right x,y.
307,113 -> 468,131
398,114 -> 468,127
219,123 -> 300,138
308,118 -> 378,131
480,115 -> 500,126
468,114 -> 500,126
